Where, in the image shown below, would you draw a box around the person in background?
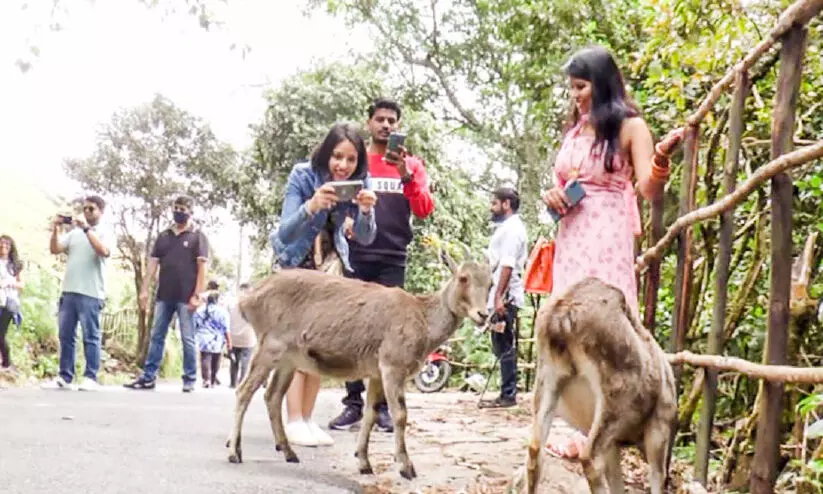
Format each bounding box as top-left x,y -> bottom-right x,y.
479,187 -> 528,409
0,234 -> 24,372
42,196 -> 112,391
193,286 -> 231,389
124,195 -> 209,393
271,122 -> 377,447
227,282 -> 255,388
329,98 -> 435,433
541,45 -> 683,459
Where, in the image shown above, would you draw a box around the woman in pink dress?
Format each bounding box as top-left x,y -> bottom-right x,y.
541,45 -> 683,459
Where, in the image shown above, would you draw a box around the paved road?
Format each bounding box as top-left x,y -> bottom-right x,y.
0,384 -> 362,494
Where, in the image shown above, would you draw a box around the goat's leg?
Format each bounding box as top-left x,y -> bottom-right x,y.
355,377 -> 384,475
264,366 -> 298,463
643,418 -> 671,494
581,452 -> 610,494
526,365 -> 563,494
227,350 -> 276,464
603,445 -> 625,494
382,369 -> 416,480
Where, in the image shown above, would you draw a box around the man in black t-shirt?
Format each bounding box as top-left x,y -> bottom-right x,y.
125,196 -> 209,393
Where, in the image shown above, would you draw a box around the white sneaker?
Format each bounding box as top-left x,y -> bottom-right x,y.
41,377 -> 74,390
78,378 -> 101,391
285,420 -> 318,447
306,421 -> 334,446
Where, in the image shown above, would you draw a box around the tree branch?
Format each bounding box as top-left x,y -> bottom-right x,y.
637,140 -> 823,271
668,351 -> 823,384
686,0 -> 823,127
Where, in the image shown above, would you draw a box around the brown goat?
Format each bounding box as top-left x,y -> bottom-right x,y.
525,277 -> 677,494
226,250 -> 491,480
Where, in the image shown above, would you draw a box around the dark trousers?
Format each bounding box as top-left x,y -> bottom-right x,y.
0,308 -> 13,368
342,261 -> 405,412
491,304 -> 519,399
228,347 -> 253,387
199,351 -> 221,385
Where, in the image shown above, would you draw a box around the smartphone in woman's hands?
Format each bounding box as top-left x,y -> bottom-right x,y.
547,180 -> 586,222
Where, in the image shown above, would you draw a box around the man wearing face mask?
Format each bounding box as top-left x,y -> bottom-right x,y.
480,187 -> 528,409
125,195 -> 209,393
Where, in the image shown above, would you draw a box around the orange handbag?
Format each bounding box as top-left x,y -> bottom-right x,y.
524,237 -> 555,295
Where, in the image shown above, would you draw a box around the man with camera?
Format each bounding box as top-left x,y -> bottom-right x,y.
42,195 -> 112,391
480,187 -> 528,409
328,98 -> 435,433
124,195 -> 209,393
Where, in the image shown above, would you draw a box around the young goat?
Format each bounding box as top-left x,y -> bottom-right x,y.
226,249 -> 491,480
526,277 -> 677,494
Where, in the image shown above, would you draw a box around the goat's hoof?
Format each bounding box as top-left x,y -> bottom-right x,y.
400,464 -> 417,480
228,451 -> 242,464
275,444 -> 282,452
359,465 -> 374,475
285,451 -> 300,464
224,439 -> 230,448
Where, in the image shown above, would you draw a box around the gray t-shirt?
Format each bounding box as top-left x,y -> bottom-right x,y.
486,214 -> 528,309
60,226 -> 113,300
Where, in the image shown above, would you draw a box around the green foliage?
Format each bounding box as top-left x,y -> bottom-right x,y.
7,266 -> 60,378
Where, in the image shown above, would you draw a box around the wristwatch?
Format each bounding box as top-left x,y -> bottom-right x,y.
82,226 -> 91,234
400,171 -> 414,184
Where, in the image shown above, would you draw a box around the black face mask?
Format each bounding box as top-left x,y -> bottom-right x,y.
173,211 -> 190,225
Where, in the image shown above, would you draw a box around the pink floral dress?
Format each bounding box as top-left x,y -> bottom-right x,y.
552,115 -> 642,316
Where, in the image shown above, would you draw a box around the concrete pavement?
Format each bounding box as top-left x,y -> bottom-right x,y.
0,384 -> 362,494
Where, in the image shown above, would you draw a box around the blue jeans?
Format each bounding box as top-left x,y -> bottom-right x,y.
58,292 -> 104,383
141,300 -> 197,383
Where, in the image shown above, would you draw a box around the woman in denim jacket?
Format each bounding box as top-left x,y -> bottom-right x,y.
270,122 -> 377,447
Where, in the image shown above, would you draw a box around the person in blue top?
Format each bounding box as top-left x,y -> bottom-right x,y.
193,287 -> 231,389
270,122 -> 377,448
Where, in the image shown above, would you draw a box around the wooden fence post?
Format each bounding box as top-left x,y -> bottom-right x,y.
643,195 -> 664,332
695,71 -> 750,485
750,24 -> 807,494
670,125 -> 699,381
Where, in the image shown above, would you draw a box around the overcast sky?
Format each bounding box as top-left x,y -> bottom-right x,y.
0,0 -> 372,281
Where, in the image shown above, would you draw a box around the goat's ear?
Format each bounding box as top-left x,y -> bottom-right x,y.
460,243 -> 473,263
439,248 -> 458,274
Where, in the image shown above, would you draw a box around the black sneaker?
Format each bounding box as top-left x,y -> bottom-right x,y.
123,376 -> 156,390
328,406 -> 362,431
376,407 -> 394,433
182,381 -> 195,393
479,396 -> 517,409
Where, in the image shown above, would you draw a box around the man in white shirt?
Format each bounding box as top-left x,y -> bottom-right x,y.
481,187 -> 528,408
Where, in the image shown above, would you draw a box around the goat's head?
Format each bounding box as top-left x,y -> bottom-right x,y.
440,245 -> 492,326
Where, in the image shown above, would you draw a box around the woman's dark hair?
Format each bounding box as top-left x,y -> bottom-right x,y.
310,123 -> 368,182
564,45 -> 640,172
0,234 -> 22,276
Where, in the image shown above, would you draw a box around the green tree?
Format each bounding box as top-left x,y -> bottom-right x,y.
64,94 -> 237,361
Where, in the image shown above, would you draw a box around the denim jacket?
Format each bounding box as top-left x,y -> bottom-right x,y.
270,162 -> 377,272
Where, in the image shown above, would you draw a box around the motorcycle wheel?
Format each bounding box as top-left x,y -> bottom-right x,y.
414,360 -> 452,393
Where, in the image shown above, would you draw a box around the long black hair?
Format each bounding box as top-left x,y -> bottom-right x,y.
203,291 -> 219,324
0,235 -> 22,276
564,45 -> 640,172
310,123 -> 368,181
